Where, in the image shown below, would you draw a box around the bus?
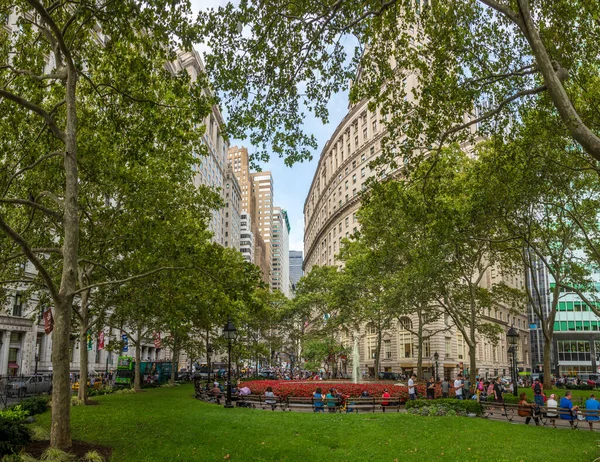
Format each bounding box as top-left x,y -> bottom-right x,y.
115,356 -> 173,386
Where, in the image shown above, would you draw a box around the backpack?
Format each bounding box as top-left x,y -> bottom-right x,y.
534,383 -> 541,394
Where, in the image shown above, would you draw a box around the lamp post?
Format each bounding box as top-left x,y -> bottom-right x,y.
206,344 -> 213,389
222,319 -> 237,408
507,325 -> 519,397
433,351 -> 439,381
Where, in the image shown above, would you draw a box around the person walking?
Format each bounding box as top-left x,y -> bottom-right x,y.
441,377 -> 449,398
427,376 -> 436,400
493,377 -> 504,403
454,374 -> 464,400
518,393 -> 540,425
585,394 -> 600,431
476,378 -> 484,402
532,378 -> 545,407
408,374 -> 417,400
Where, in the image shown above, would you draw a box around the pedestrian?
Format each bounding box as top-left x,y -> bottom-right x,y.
313,387 -> 325,412
441,377 -> 449,398
326,388 -> 337,412
559,391 -> 579,428
493,377 -> 504,403
427,376 -> 435,400
546,393 -> 558,428
476,378 -> 484,402
585,394 -> 600,431
408,374 -> 417,400
518,393 -> 540,425
382,388 -> 391,407
264,386 -> 277,411
454,374 -> 464,400
532,378 -> 545,407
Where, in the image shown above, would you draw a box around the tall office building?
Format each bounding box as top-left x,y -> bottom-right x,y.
272,208 -> 291,297
224,165 -> 242,250
289,250 -> 304,289
227,146 -> 271,283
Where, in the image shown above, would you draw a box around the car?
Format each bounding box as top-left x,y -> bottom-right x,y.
257,370 -> 276,379
8,375 -> 52,398
378,372 -> 399,381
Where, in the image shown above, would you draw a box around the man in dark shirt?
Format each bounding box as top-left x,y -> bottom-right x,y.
493,377 -> 504,403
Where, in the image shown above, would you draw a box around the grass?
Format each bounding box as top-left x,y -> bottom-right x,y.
517,387 -> 596,404
34,385 -> 599,462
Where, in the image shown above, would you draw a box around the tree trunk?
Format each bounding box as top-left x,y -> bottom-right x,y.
77,320 -> 88,403
416,310 -> 424,379
50,297 -> 74,449
51,50 -> 79,450
170,343 -> 178,385
77,292 -> 90,403
543,332 -> 553,390
134,327 -> 142,392
375,327 -> 382,379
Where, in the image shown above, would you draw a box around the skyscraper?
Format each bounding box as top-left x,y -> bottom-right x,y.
289,250 -> 304,290
272,208 -> 291,296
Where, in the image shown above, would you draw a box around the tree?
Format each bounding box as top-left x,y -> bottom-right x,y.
0,1 -> 208,448
200,1 -> 600,165
471,108 -> 600,388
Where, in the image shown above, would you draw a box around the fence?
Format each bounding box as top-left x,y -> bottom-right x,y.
0,374 -> 52,409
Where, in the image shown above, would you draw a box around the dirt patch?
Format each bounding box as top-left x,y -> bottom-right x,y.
84,400 -> 100,405
23,440 -> 112,461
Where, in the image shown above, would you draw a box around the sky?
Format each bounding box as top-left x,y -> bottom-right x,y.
189,0 -> 351,253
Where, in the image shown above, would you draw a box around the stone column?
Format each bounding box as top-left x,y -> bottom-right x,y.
0,330 -> 10,376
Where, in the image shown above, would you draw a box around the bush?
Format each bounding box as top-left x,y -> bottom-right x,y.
13,396 -> 50,416
40,448 -> 76,461
405,399 -> 482,416
0,416 -> 31,456
0,405 -> 29,423
88,387 -> 114,397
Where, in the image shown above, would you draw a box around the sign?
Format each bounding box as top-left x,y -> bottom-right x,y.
43,309 -> 54,335
529,323 -> 537,329
153,332 -> 161,348
98,331 -> 105,350
87,331 -> 93,351
122,333 -> 129,352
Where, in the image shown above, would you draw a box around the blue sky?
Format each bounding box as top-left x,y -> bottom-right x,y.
190,0 -> 351,253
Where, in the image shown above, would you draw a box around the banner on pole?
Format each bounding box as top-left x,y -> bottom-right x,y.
87,331 -> 93,351
43,309 -> 54,335
98,331 -> 105,350
122,333 -> 129,352
153,332 -> 161,348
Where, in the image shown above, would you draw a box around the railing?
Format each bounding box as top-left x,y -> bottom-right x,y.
0,374 -> 52,409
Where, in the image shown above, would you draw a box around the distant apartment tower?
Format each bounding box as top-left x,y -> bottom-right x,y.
168,49 -> 233,248
272,208 -> 291,297
251,172 -> 274,284
289,250 -> 304,289
224,165 -> 242,250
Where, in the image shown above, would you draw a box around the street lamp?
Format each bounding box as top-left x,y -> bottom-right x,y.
507,325 -> 519,397
433,351 -> 439,381
222,319 -> 237,408
206,344 -> 213,389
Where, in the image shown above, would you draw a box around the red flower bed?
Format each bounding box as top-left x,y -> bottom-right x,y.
242,380 -> 447,400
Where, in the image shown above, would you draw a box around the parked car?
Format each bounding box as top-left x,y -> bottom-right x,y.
257,370 -> 276,379
378,372 -> 399,381
8,375 -> 52,398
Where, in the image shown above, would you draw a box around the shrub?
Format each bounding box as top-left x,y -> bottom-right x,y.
405,399 -> 483,416
30,425 -> 50,442
71,396 -> 83,407
0,405 -> 29,423
0,416 -> 31,457
83,450 -> 105,462
40,448 -> 76,461
14,396 -> 50,416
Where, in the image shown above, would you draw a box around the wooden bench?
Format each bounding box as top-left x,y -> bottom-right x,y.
343,397 -> 376,413
374,396 -> 402,412
287,396 -> 321,412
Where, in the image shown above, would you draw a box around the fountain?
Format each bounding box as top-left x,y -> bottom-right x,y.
352,337 -> 360,384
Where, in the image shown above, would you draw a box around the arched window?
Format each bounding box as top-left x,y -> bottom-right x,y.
398,317 -> 412,331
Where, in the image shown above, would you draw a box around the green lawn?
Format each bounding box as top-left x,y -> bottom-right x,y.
517,387 -> 596,404
34,385 -> 599,462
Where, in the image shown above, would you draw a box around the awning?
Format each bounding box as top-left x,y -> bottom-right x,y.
8,362 -> 18,369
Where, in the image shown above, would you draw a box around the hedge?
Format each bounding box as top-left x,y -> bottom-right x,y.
405,398 -> 482,415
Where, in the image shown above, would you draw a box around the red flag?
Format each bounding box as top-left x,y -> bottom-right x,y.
43,309 -> 54,335
98,331 -> 105,349
153,332 -> 161,348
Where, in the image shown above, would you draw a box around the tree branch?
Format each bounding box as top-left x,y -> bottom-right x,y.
0,89 -> 65,140
478,0 -> 522,26
0,198 -> 62,221
3,151 -> 64,196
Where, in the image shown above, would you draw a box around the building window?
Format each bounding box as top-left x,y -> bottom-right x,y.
445,337 -> 452,358
398,332 -> 412,358
12,293 -> 23,317
384,340 -> 392,359
457,333 -> 465,360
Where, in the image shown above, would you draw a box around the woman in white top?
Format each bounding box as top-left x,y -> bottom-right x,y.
546,393 -> 558,428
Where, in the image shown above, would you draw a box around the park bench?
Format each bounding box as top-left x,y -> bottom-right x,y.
374,396 -> 402,412
287,396 -> 320,412
481,401 -> 600,430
